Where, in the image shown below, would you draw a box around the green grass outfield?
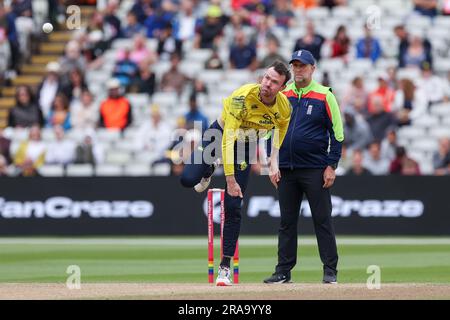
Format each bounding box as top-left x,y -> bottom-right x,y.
0,237 -> 449,284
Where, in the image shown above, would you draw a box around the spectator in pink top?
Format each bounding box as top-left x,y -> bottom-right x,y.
117,34 -> 156,65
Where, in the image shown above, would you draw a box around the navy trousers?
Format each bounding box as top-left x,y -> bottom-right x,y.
275,168 -> 338,276
180,120 -> 252,257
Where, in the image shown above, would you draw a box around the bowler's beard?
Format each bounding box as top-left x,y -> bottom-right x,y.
259,89 -> 275,105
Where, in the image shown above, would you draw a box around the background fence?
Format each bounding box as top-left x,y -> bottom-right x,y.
0,176 -> 448,235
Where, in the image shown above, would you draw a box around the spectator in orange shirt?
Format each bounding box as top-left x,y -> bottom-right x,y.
367,73 -> 395,114
292,0 -> 317,9
99,78 -> 133,131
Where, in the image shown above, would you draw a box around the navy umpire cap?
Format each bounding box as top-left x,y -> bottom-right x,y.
289,50 -> 315,65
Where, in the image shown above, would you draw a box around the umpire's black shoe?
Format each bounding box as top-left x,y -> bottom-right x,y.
322,271 -> 337,284
263,273 -> 291,284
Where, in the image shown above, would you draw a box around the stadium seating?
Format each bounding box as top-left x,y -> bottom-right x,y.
66,164 -> 95,177
1,0 -> 449,177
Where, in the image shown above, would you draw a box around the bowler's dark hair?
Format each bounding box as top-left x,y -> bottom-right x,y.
269,60 -> 291,86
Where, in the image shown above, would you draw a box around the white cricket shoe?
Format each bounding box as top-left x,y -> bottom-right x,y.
194,159 -> 221,193
216,266 -> 232,286
194,176 -> 211,193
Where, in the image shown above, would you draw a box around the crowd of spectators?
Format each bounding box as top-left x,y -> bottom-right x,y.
0,0 -> 449,177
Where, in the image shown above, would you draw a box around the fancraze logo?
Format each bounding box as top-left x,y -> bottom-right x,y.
247,196 -> 424,218
0,197 -> 153,219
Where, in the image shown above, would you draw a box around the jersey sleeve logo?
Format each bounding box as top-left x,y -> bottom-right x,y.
230,96 -> 247,120
231,96 -> 245,109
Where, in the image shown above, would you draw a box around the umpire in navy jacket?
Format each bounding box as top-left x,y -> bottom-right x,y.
264,50 -> 344,284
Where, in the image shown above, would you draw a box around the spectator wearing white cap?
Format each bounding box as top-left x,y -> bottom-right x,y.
99,78 -> 133,130
415,63 -> 450,106
37,61 -> 61,118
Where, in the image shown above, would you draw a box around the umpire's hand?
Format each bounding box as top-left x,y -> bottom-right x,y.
323,166 -> 336,188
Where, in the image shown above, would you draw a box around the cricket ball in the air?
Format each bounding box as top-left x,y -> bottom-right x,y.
42,23 -> 54,34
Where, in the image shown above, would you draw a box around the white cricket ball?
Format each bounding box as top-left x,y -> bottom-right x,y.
42,23 -> 54,34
